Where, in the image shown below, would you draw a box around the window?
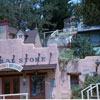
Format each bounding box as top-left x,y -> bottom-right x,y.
30,76 -> 45,99
18,35 -> 23,39
2,77 -> 20,99
13,78 -> 20,93
50,78 -> 56,87
70,75 -> 79,88
3,77 -> 20,94
31,77 -> 44,96
4,79 -> 10,94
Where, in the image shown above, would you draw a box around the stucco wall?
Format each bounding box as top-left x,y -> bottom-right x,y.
0,39 -> 99,99
0,56 -> 99,99
67,56 -> 100,82
20,76 -> 30,99
0,39 -> 58,66
45,63 -> 71,99
0,78 -> 2,99
45,71 -> 54,99
0,39 -> 60,99
35,34 -> 42,47
54,63 -> 71,99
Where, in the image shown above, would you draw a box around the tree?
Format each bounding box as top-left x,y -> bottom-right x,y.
36,0 -> 73,31
82,0 -> 100,26
72,3 -> 82,22
0,0 -> 72,31
73,0 -> 100,26
1,0 -> 43,30
48,0 -> 72,30
72,36 -> 96,58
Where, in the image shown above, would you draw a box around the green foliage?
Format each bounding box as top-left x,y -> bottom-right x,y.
0,0 -> 72,31
71,85 -> 83,99
72,36 -> 96,58
72,75 -> 100,99
84,75 -> 100,85
73,0 -> 100,26
82,0 -> 100,26
0,0 -> 37,30
59,48 -> 74,59
72,3 -> 82,22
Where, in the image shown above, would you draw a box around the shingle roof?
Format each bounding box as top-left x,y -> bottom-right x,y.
24,28 -> 38,43
8,26 -> 39,44
8,26 -> 18,34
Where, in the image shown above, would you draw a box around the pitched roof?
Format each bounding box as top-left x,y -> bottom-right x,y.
24,28 -> 38,43
8,26 -> 39,44
78,26 -> 100,33
8,26 -> 26,35
8,26 -> 18,34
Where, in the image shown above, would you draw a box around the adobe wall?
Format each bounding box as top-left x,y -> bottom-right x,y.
17,56 -> 99,99
54,63 -> 71,99
20,76 -> 30,99
0,39 -> 63,99
50,56 -> 100,99
35,33 -> 42,47
67,56 -> 100,82
0,39 -> 58,66
18,69 -> 71,99
0,39 -> 99,99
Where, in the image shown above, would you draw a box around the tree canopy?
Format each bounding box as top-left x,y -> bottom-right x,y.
0,0 -> 72,31
73,0 -> 100,26
82,0 -> 100,26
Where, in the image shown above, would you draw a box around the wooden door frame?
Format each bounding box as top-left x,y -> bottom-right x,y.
70,74 -> 79,86
30,75 -> 45,99
2,76 -> 20,94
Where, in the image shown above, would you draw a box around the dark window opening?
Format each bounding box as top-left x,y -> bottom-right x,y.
4,79 -> 10,94
70,75 -> 79,88
31,77 -> 44,96
13,78 -> 20,93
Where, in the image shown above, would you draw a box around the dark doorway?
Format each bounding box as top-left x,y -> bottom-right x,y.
30,75 -> 45,99
70,74 -> 79,88
2,76 -> 20,99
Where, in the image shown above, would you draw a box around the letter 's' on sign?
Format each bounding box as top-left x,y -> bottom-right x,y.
0,63 -> 23,72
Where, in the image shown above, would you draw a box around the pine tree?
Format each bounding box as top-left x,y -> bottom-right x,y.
74,0 -> 100,26
0,0 -> 72,31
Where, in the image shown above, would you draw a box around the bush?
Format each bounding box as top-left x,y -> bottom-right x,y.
71,75 -> 100,99
72,36 -> 96,58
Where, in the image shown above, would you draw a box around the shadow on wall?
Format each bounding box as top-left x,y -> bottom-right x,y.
60,71 -> 68,82
67,59 -> 79,73
45,71 -> 55,99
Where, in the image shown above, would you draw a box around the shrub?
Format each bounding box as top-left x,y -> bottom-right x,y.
71,75 -> 100,99
72,36 -> 96,58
